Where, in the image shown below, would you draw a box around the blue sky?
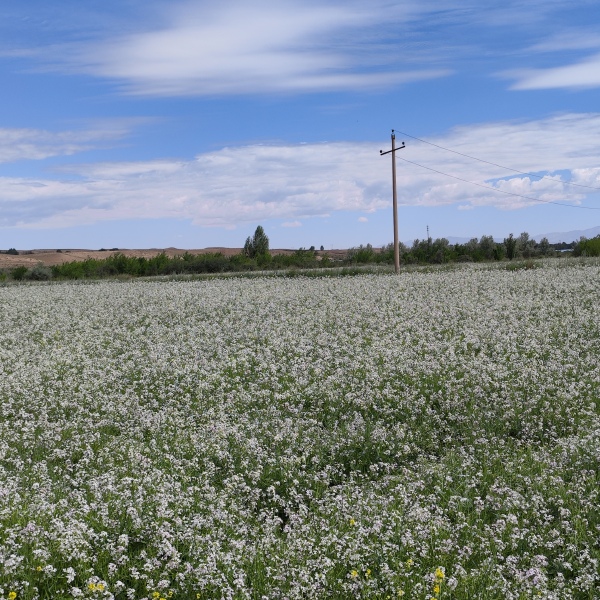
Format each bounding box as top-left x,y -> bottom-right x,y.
1,0 -> 600,249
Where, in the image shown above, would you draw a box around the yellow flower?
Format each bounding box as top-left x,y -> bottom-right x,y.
433,584 -> 441,594
365,568 -> 372,579
349,518 -> 356,526
435,567 -> 445,580
8,592 -> 17,600
398,591 -> 405,598
88,583 -> 96,591
406,558 -> 414,568
153,594 -> 161,599
96,583 -> 105,592
350,569 -> 359,578
36,566 -> 43,572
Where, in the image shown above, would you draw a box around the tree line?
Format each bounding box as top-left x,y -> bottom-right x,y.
348,231 -> 569,265
1,227 -> 598,282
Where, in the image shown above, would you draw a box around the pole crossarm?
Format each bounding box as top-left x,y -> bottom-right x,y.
379,142 -> 405,156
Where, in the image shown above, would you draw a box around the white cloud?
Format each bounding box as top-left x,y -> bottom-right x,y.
282,221 -> 302,228
8,0 -> 597,98
506,53 -> 600,90
527,31 -> 600,53
358,216 -> 368,222
45,0 -> 450,96
0,125 -> 130,163
1,113 -> 600,230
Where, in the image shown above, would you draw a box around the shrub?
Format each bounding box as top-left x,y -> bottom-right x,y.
27,264 -> 53,281
347,244 -> 376,264
574,236 -> 600,257
11,266 -> 28,281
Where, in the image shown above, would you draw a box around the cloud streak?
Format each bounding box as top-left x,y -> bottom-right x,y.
1,113 -> 599,230
31,0 -> 451,96
5,1 -> 598,96
0,125 -> 131,163
507,53 -> 600,90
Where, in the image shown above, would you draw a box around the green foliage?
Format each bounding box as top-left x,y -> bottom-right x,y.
573,235 -> 600,257
11,266 -> 28,280
35,230 -> 564,282
6,247 -> 19,255
518,231 -> 535,258
347,244 -> 377,264
269,248 -> 320,270
538,236 -> 551,256
504,259 -> 537,271
504,233 -> 517,260
26,264 -> 52,281
243,225 -> 270,258
354,232 -> 558,267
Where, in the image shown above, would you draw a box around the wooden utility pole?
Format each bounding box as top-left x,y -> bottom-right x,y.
380,131 -> 405,274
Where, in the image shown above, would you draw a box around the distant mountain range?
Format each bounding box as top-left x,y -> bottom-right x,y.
429,225 -> 600,246
531,225 -> 600,244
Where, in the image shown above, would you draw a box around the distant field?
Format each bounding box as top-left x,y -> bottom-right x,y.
0,248 -> 348,269
0,261 -> 598,599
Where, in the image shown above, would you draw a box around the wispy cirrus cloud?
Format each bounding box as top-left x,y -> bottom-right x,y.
1,113 -> 599,230
5,1 -> 597,97
0,124 -> 131,163
499,20 -> 600,90
19,0 -> 452,96
506,53 -> 600,90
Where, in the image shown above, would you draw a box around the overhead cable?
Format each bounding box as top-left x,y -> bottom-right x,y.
396,156 -> 600,210
394,129 -> 600,192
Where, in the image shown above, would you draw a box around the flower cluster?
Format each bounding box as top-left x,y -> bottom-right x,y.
0,259 -> 598,598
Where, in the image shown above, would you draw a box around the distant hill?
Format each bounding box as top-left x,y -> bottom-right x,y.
532,225 -> 600,244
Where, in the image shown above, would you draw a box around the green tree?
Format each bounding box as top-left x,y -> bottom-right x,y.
504,233 -> 517,260
347,243 -> 376,263
538,237 -> 551,256
518,231 -> 534,258
479,235 -> 496,260
574,235 -> 600,257
243,225 -> 270,259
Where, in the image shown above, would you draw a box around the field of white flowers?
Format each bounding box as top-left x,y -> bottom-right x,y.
0,261 -> 599,599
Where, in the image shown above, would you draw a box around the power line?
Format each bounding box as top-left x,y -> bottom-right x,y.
396,155 -> 600,210
394,129 -> 600,193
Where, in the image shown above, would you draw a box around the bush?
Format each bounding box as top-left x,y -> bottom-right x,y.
52,261 -> 87,279
347,244 -> 376,264
11,266 -> 28,281
574,236 -> 600,257
27,264 -> 53,281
